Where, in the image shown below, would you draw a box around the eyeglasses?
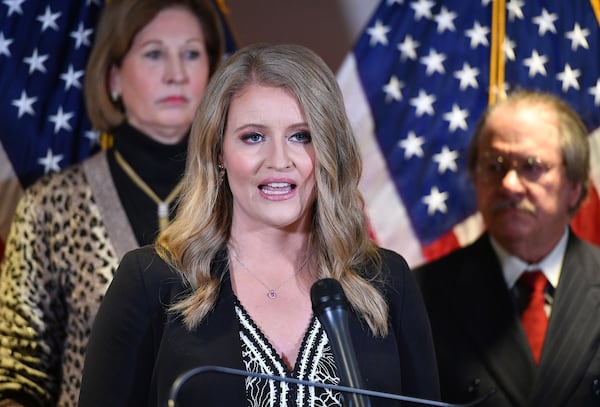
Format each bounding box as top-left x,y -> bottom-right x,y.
476,153 -> 560,183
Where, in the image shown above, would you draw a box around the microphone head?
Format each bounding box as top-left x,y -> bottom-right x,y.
310,278 -> 348,315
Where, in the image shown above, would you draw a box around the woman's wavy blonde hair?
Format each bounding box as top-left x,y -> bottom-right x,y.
157,43 -> 390,336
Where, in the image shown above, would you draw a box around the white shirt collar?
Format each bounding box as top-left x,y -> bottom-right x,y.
490,227 -> 568,290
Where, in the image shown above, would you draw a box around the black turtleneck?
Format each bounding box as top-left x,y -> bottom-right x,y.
106,122 -> 188,246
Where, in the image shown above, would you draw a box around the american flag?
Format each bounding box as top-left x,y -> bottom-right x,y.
337,0 -> 600,267
0,0 -> 238,259
0,0 -> 104,257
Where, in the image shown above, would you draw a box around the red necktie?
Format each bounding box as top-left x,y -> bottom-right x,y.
519,270 -> 548,363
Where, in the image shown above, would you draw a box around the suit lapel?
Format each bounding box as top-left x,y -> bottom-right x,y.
453,236 -> 536,406
532,234 -> 600,405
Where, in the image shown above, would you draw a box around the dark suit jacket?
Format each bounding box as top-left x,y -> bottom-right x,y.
79,246 -> 440,406
415,231 -> 600,407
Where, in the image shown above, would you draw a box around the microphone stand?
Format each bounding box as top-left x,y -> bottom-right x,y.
167,365 -> 496,407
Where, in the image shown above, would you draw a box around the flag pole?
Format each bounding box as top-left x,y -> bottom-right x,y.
489,0 -> 506,105
591,0 -> 600,26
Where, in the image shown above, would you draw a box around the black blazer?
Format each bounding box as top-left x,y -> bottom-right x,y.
415,231 -> 600,407
79,246 -> 440,406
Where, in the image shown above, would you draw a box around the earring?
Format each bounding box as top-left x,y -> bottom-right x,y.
218,164 -> 225,186
111,90 -> 119,102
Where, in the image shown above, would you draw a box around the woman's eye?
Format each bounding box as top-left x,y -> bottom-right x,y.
183,49 -> 201,60
290,131 -> 311,143
241,132 -> 264,143
144,49 -> 162,60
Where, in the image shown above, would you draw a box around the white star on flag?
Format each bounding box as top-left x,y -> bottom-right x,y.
24,48 -> 49,74
398,131 -> 426,159
84,129 -> 102,146
556,64 -> 581,91
70,22 -> 93,49
422,186 -> 449,215
60,65 -> 84,90
410,90 -> 436,117
433,146 -> 459,174
411,0 -> 435,21
443,104 -> 469,132
3,0 -> 26,17
503,36 -> 517,61
37,6 -> 61,32
11,91 -> 37,118
454,63 -> 480,90
532,8 -> 558,36
397,35 -> 419,60
48,106 -> 74,133
0,32 -> 12,56
37,148 -> 64,174
383,75 -> 405,102
506,0 -> 525,22
589,79 -> 600,106
367,20 -> 391,46
420,49 -> 446,75
434,7 -> 457,33
566,23 -> 590,51
465,22 -> 490,49
523,50 -> 548,78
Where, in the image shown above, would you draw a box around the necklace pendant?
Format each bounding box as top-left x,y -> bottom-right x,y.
267,290 -> 277,300
158,202 -> 168,218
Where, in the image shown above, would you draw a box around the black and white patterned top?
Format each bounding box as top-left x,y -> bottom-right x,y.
235,300 -> 343,407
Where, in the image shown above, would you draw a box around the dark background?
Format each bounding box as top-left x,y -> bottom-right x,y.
225,0 -> 379,72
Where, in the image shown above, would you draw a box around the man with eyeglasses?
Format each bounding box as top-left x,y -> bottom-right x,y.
415,90 -> 600,407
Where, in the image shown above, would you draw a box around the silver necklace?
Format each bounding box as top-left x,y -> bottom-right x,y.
229,247 -> 307,300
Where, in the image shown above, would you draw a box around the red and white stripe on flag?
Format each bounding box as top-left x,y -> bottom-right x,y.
571,128 -> 600,247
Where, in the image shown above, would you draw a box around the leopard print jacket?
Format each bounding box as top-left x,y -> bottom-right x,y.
0,152 -> 138,407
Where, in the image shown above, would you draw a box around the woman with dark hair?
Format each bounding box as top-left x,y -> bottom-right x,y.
0,1 -> 224,406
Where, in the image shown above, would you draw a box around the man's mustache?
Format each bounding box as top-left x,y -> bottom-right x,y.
491,198 -> 536,214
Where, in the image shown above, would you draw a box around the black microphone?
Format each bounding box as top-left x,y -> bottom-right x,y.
167,365 -> 496,407
310,278 -> 371,407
